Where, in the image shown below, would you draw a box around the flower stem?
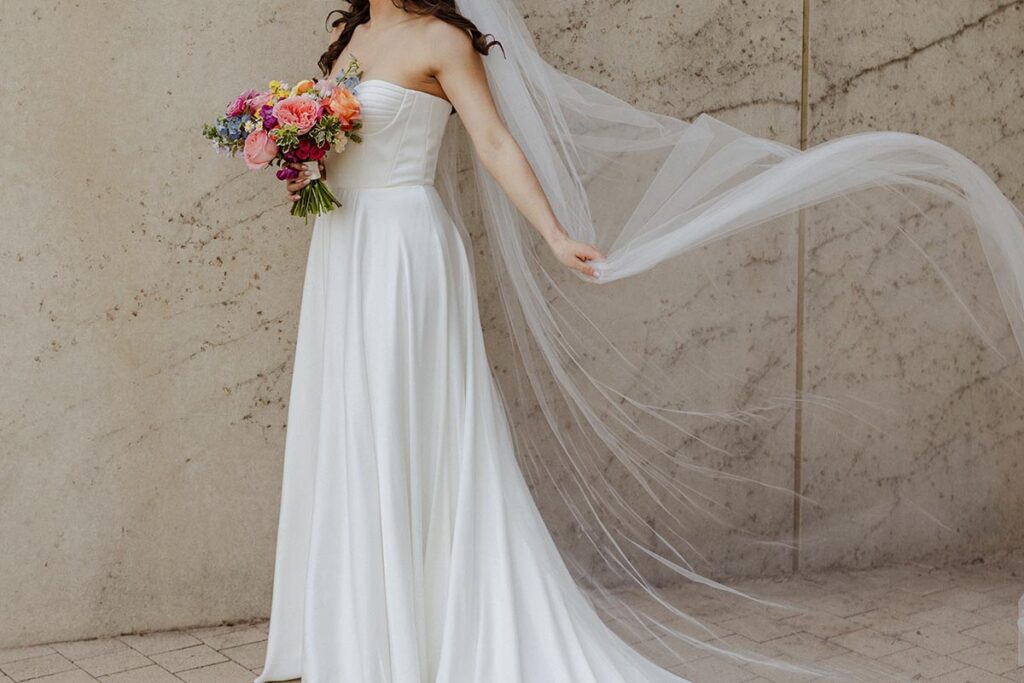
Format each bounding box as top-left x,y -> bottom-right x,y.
290,179 -> 343,223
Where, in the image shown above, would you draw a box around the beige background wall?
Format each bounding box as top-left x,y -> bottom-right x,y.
800,0 -> 1024,568
1,0 -> 1022,648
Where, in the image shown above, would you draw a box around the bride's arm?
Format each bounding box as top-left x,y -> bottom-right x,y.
433,25 -> 603,278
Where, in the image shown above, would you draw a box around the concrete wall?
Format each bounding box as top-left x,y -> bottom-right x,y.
1,0 -> 1022,647
800,0 -> 1024,569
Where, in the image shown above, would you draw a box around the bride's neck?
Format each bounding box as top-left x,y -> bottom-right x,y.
368,0 -> 406,23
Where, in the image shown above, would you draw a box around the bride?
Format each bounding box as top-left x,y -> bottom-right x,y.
256,0 -> 1024,681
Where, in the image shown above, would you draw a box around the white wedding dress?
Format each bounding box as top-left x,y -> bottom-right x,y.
254,79 -> 689,683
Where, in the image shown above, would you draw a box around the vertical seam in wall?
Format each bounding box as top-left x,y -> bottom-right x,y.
792,0 -> 811,574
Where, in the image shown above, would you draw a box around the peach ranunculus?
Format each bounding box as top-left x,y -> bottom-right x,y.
273,96 -> 320,134
290,79 -> 316,97
243,129 -> 278,170
325,87 -> 361,130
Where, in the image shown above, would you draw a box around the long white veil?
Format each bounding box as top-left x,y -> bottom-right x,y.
433,0 -> 1024,678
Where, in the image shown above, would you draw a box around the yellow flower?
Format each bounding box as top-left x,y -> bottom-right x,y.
269,80 -> 291,99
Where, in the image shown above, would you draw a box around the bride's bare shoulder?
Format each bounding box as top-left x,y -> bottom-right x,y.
420,16 -> 478,64
422,16 -> 473,43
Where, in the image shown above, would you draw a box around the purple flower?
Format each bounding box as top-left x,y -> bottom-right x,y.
276,167 -> 300,180
261,104 -> 278,131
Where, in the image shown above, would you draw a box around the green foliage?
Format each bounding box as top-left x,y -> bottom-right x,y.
272,124 -> 302,152
310,115 -> 342,148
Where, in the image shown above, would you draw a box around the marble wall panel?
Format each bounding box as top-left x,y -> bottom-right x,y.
0,0 -> 341,647
800,0 -> 1024,569
3,0 -> 1020,649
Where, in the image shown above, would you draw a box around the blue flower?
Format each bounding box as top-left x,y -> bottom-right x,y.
225,115 -> 246,140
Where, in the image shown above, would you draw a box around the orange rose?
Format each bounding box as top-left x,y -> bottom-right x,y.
326,87 -> 361,130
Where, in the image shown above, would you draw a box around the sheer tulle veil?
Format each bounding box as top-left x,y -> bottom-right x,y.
432,0 -> 1024,678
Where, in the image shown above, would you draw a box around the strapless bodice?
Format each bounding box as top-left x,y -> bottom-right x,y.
326,80 -> 453,190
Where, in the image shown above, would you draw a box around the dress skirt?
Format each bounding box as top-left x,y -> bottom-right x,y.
255,184 -> 687,683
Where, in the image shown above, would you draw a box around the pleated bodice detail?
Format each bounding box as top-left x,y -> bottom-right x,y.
327,80 -> 453,190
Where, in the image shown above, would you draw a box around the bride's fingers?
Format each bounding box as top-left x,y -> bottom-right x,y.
281,163 -> 309,204
286,177 -> 309,203
280,162 -> 309,185
577,243 -> 604,261
570,257 -> 596,277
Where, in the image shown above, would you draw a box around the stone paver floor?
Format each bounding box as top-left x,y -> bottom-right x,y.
2,557 -> 1021,682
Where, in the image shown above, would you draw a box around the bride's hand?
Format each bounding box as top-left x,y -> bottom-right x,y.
283,160 -> 326,203
549,234 -> 604,278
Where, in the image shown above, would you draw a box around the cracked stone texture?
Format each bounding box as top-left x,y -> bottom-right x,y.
0,2 -> 330,648
799,0 -> 1024,569
1,0 -> 1021,650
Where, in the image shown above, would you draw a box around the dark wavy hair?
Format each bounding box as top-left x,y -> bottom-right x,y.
318,1 -> 502,77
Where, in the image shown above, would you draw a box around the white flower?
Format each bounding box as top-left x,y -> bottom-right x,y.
333,135 -> 350,154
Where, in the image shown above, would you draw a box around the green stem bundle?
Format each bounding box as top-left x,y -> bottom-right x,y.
290,179 -> 343,223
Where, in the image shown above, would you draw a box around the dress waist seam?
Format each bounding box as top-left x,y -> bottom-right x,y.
333,181 -> 436,191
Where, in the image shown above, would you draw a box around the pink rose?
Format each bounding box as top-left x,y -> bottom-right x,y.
227,89 -> 259,117
247,91 -> 272,112
273,96 -> 320,134
243,129 -> 278,170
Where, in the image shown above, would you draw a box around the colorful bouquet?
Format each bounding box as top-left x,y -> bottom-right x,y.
202,59 -> 363,221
